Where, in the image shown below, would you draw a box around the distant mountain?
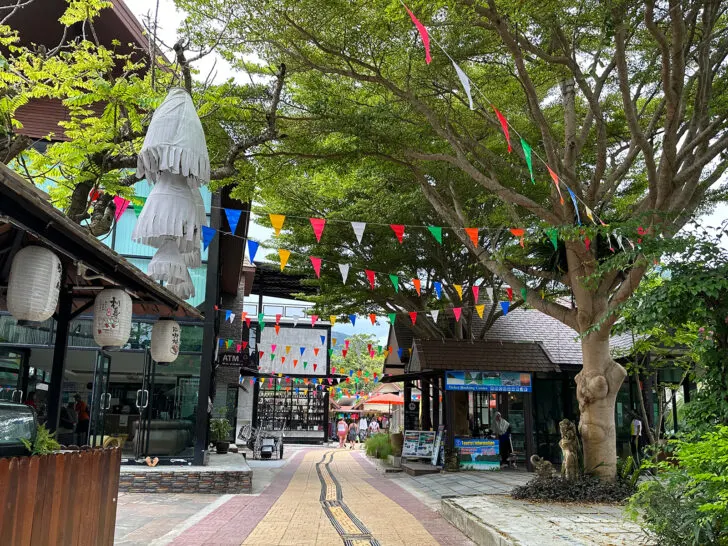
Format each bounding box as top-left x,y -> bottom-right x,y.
331,331 -> 351,349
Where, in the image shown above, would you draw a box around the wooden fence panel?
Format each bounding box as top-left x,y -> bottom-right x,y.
0,448 -> 121,546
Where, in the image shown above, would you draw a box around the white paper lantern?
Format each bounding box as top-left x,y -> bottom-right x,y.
151,319 -> 181,363
93,289 -> 133,348
136,87 -> 210,187
7,246 -> 62,322
132,171 -> 200,249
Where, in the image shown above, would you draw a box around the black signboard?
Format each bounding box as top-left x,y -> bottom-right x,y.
218,351 -> 257,373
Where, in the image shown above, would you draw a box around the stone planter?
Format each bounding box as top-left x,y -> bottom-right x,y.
387,455 -> 402,468
390,432 -> 404,456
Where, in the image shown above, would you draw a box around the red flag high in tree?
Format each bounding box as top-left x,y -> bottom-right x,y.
404,5 -> 432,64
310,218 -> 326,242
491,106 -> 512,152
390,224 -> 405,243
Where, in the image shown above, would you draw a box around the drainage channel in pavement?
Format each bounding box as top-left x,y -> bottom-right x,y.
316,450 -> 381,546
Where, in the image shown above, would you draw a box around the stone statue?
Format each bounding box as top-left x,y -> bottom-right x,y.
530,455 -> 554,480
559,419 -> 579,481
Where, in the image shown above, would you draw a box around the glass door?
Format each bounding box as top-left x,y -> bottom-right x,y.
134,350 -> 153,459
88,351 -> 112,447
0,348 -> 28,403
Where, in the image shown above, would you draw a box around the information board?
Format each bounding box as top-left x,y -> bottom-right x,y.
402,430 -> 437,458
445,371 -> 532,392
455,438 -> 500,470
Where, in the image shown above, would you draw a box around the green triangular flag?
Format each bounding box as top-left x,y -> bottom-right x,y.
377,345 -> 382,354
303,361 -> 308,369
428,226 -> 443,244
388,313 -> 396,324
546,227 -> 559,250
389,274 -> 399,292
520,288 -> 527,301
521,138 -> 535,184
270,354 -> 275,361
132,197 -> 146,217
328,349 -> 333,357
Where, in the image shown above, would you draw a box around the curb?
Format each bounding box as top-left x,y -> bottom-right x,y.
440,498 -> 517,546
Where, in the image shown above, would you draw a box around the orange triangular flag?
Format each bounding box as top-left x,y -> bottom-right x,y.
464,228 -> 479,247
413,278 -> 421,296
547,166 -> 565,205
275,324 -> 280,335
509,228 -> 525,248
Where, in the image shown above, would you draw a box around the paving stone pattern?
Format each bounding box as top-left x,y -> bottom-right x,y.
118,469 -> 252,494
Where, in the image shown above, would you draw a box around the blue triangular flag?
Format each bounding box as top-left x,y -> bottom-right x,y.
247,240 -> 259,262
398,348 -> 404,359
225,208 -> 243,234
349,370 -> 353,377
225,310 -> 232,322
349,314 -> 356,326
300,347 -> 305,356
202,226 -> 216,250
218,338 -> 224,348
320,335 -> 325,345
567,188 -> 582,226
500,301 -> 510,315
434,281 -> 442,300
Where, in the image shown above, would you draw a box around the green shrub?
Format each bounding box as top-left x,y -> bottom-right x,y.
210,417 -> 232,442
627,425 -> 728,545
365,433 -> 392,459
20,424 -> 61,455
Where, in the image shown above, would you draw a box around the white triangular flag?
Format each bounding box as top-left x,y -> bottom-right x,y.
486,287 -> 494,302
615,232 -> 624,250
351,222 -> 366,244
339,263 -> 350,284
430,310 -> 439,323
293,317 -> 299,327
452,61 -> 473,110
229,313 -> 235,323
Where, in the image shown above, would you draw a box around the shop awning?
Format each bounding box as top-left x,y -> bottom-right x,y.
407,339 -> 561,374
0,164 -> 201,319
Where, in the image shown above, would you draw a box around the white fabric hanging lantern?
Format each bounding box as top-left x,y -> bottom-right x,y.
151,319 -> 181,363
136,87 -> 210,187
132,171 -> 200,249
7,246 -> 62,322
181,187 -> 205,268
148,238 -> 191,286
93,289 -> 133,348
167,274 -> 195,300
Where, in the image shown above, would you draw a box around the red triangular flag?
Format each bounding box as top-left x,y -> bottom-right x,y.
369,313 -> 376,325
584,236 -> 591,251
405,5 -> 432,65
245,318 -> 251,328
390,224 -> 405,243
464,228 -> 479,247
242,341 -> 248,350
509,228 -> 525,248
342,349 -> 348,358
293,359 -> 298,367
472,285 -> 480,302
492,105 -> 512,153
506,287 -> 513,301
310,256 -> 322,278
313,363 -> 318,372
547,166 -> 565,205
311,315 -> 319,326
275,313 -> 282,324
453,307 -> 462,321
310,218 -> 326,242
314,348 -> 320,356
275,324 -> 280,335
281,356 -> 286,364
259,351 -> 264,359
413,278 -> 421,296
365,270 -> 376,289
409,311 -> 418,325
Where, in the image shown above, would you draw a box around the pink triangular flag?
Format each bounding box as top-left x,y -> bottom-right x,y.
453,307 -> 462,321
272,344 -> 277,353
310,256 -> 322,278
113,196 -> 130,221
311,315 -> 319,326
405,5 -> 432,65
275,313 -> 282,324
390,224 -> 405,244
472,285 -> 480,302
310,218 -> 326,242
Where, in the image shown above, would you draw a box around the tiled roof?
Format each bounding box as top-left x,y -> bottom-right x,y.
408,339 -> 559,373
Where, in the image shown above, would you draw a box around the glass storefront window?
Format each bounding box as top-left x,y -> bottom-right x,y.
0,314 -> 53,346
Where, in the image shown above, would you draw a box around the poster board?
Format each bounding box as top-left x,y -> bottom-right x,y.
431,425 -> 445,466
402,430 -> 437,458
455,438 -> 500,470
445,371 -> 532,392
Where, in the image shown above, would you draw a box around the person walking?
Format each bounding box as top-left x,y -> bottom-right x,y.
368,418 -> 380,435
630,414 -> 643,465
347,420 -> 359,450
493,412 -> 512,467
358,414 -> 369,442
336,417 -> 348,448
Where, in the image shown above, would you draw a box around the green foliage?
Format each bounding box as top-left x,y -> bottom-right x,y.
20,425 -> 61,456
330,334 -> 384,395
209,416 -> 232,442
364,432 -> 392,459
627,426 -> 728,546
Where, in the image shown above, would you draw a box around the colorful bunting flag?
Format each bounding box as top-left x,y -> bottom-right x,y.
389,274 -> 399,292
351,221 -> 366,244
274,324 -> 280,334
567,188 -> 582,225
320,335 -> 326,345
584,235 -> 591,251
464,227 -> 479,247
272,344 -> 277,353
413,278 -> 421,296
329,315 -> 337,326
245,318 -> 251,328
132,197 -> 146,217
339,263 -> 350,284
506,287 -> 513,301
520,287 -> 527,301
500,301 -> 510,315
285,345 -> 290,353
225,310 -> 232,322
349,314 -> 357,326
405,5 -> 432,64
430,309 -> 439,322
247,240 -> 259,262
113,196 -> 130,221
369,313 -> 377,325
365,270 -> 376,290
269,214 -> 285,236
509,228 -> 525,248
300,347 -> 305,356
454,284 -> 463,300
202,226 -> 215,250
546,227 -> 559,250
275,314 -> 281,324
428,225 -> 443,244
472,285 -> 480,302
224,208 -> 242,234
311,315 -> 319,327
409,311 -> 418,325
547,166 -> 565,205
434,281 -> 442,299
278,249 -> 290,271
492,106 -> 512,153
310,218 -> 326,242
314,348 -> 320,356
310,256 -> 322,278
390,224 -> 405,243
585,206 -> 595,223
453,307 -> 462,322
475,304 -> 485,319
452,61 -> 473,109
521,138 -> 535,184
388,312 -> 396,325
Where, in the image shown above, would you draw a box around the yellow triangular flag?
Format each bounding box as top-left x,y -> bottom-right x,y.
278,248 -> 291,271
475,304 -> 485,319
270,214 -> 286,236
285,346 -> 291,354
329,315 -> 337,326
585,206 -> 594,223
454,284 -> 463,300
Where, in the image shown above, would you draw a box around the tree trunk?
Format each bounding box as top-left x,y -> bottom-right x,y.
575,332 -> 627,480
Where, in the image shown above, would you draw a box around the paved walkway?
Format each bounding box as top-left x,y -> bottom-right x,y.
169,448 -> 473,545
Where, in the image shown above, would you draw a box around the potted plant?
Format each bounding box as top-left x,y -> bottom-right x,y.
210,417 -> 232,454
21,424 -> 61,455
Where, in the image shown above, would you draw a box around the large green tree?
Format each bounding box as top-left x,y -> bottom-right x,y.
181,0 -> 728,478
